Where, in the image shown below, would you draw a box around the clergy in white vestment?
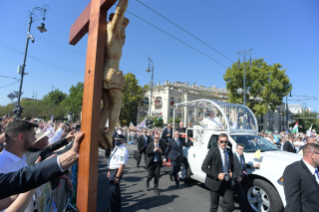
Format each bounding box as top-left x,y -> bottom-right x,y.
199,111 -> 222,129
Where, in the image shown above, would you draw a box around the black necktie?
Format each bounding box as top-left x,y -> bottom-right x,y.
223,150 -> 229,181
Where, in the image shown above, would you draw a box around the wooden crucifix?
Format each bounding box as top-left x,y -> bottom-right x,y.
69,0 -> 129,210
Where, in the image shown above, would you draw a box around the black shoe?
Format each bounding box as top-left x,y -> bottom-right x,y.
175,185 -> 179,189
154,188 -> 160,195
146,182 -> 149,191
105,149 -> 111,158
137,164 -> 139,168
169,173 -> 173,182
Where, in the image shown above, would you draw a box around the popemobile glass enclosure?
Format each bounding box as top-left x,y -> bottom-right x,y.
173,99 -> 258,134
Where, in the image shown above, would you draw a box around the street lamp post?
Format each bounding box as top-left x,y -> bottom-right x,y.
146,56 -> 154,128
14,5 -> 49,118
32,91 -> 37,118
286,91 -> 292,131
237,49 -> 253,105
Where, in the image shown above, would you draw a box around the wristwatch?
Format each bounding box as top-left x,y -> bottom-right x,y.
115,176 -> 119,179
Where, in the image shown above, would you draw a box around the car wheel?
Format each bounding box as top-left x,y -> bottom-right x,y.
244,179 -> 284,212
179,158 -> 192,183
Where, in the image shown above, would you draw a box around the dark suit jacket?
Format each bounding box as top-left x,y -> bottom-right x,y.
283,141 -> 296,153
161,128 -> 173,143
186,128 -> 193,138
283,160 -> 319,212
0,156 -> 66,199
233,153 -> 247,182
201,147 -> 234,191
165,138 -> 193,161
145,142 -> 165,168
25,138 -> 69,165
137,135 -> 151,151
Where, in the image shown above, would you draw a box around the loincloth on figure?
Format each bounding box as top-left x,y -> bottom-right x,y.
103,68 -> 125,90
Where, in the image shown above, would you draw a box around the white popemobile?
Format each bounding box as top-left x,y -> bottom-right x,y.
172,99 -> 301,212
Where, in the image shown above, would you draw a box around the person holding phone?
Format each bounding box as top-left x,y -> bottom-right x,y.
201,133 -> 234,212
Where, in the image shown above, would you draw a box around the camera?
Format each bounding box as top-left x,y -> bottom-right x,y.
28,34 -> 35,43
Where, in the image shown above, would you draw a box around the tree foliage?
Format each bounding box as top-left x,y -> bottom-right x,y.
60,82 -> 83,115
169,117 -> 180,124
120,73 -> 143,125
42,89 -> 67,105
224,58 -> 292,116
290,111 -> 318,133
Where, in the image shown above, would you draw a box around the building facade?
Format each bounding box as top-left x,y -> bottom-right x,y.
137,81 -> 228,125
137,81 -> 293,131
257,104 -> 294,132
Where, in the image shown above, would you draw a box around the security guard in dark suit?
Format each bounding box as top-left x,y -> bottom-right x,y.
107,135 -> 129,212
201,133 -> 234,212
232,143 -> 260,212
164,131 -> 193,189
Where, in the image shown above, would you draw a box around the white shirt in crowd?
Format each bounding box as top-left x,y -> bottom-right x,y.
0,150 -> 34,212
200,116 -> 222,129
108,144 -> 129,169
45,124 -> 55,140
49,127 -> 64,144
302,159 -> 319,185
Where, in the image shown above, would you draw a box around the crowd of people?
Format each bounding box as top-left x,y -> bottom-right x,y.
0,116 -> 83,211
1,114 -> 319,212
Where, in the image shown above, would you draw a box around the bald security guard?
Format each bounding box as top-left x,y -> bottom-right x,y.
107,134 -> 129,212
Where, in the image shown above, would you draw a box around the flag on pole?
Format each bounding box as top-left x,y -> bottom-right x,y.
129,122 -> 135,129
254,149 -> 261,160
157,112 -> 163,121
306,124 -> 313,137
136,117 -> 147,128
291,121 -> 299,134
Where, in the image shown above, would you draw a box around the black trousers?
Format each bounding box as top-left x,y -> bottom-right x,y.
137,149 -> 147,166
209,181 -> 234,212
147,162 -> 161,188
170,158 -> 182,185
232,181 -> 247,212
109,169 -> 122,212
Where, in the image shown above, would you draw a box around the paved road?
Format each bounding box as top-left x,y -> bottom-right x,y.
96,144 -> 240,212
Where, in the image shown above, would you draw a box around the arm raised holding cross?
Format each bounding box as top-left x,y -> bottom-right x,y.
99,0 -> 129,151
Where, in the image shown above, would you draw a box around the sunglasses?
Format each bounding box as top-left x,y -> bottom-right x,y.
154,137 -> 160,139
219,140 -> 228,144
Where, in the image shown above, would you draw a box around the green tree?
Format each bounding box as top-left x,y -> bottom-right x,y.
42,89 -> 67,106
120,73 -> 143,125
224,58 -> 292,116
152,116 -> 163,127
60,82 -> 84,115
169,117 -> 180,124
290,111 -> 318,133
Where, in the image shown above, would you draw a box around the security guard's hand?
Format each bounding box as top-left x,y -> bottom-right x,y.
218,173 -> 226,180
114,178 -> 119,184
237,177 -> 243,182
229,169 -> 233,178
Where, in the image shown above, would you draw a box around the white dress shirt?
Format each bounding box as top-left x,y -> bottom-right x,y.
108,144 -> 129,169
302,159 -> 319,185
0,150 -> 33,212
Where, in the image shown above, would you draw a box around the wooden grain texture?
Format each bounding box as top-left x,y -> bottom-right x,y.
75,0 -> 105,211
69,0 -> 117,45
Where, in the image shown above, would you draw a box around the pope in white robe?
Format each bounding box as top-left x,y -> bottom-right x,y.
199,111 -> 222,129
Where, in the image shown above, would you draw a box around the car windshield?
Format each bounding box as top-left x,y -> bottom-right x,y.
231,135 -> 278,152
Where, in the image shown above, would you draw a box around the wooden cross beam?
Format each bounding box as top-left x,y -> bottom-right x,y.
69,0 -> 117,211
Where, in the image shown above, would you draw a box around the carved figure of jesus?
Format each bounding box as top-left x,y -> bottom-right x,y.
99,0 -> 129,150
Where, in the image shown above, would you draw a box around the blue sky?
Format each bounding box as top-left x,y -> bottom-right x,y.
0,0 -> 318,111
